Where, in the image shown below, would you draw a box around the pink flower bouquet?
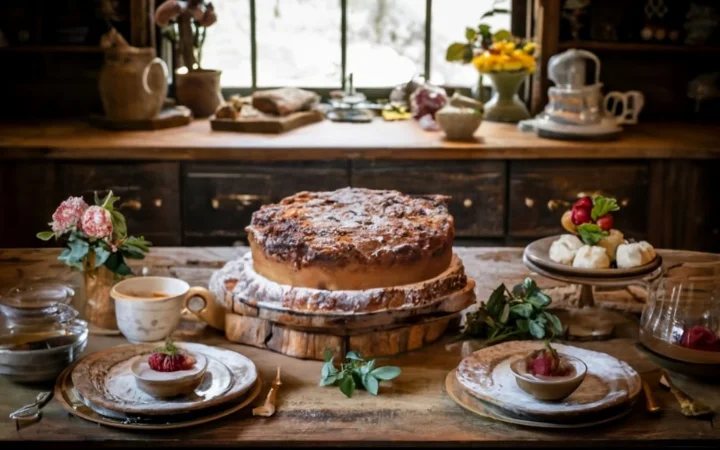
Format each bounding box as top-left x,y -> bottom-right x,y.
37,191 -> 151,275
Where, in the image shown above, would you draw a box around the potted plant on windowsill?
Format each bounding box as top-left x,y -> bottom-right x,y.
155,0 -> 222,117
446,4 -> 536,123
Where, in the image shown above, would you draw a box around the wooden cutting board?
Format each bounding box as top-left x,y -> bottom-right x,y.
209,109 -> 324,134
89,106 -> 193,131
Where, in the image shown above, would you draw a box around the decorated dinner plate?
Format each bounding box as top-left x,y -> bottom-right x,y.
71,342 -> 257,416
455,341 -> 641,418
445,370 -> 635,428
524,236 -> 662,279
56,361 -> 262,430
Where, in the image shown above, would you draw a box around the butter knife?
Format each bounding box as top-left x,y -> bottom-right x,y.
642,380 -> 661,414
10,391 -> 53,428
253,367 -> 281,417
659,370 -> 714,418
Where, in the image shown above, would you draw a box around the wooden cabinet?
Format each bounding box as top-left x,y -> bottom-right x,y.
183,162 -> 350,246
58,162 -> 181,246
351,161 -> 506,238
0,162 -> 59,248
508,161 -> 650,239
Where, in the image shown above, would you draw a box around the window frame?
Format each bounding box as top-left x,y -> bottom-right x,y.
162,0 -> 530,101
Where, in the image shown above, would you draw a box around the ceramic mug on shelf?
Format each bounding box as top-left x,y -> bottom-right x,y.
604,90 -> 645,125
111,276 -> 216,343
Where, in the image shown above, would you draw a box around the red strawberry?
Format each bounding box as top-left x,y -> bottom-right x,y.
571,207 -> 592,226
573,196 -> 593,210
596,213 -> 614,231
147,338 -> 196,372
529,355 -> 551,376
681,325 -> 720,352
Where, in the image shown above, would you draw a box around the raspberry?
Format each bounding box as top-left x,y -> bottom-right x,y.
147,339 -> 196,372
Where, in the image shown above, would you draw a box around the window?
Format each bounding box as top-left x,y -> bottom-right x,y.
199,0 -> 513,92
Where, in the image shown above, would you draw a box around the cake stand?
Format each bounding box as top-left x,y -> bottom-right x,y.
523,236 -> 663,340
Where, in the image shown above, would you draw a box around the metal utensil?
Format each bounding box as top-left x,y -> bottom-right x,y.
642,380 -> 661,414
253,367 -> 281,417
659,370 -> 714,418
10,391 -> 53,428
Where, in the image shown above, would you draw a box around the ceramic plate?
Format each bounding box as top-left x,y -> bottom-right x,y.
446,370 -> 634,428
524,236 -> 662,279
522,254 -> 661,288
71,342 -> 257,415
455,341 -> 641,418
56,361 -> 262,430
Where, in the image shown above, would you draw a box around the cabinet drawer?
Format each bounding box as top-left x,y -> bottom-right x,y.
183,162 -> 350,246
351,161 -> 506,237
0,162 -> 59,248
58,162 -> 181,246
509,161 -> 649,239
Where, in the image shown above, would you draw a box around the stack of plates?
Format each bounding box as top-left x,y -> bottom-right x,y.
446,341 -> 642,428
55,343 -> 261,429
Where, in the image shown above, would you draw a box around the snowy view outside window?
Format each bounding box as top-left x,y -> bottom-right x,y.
200,0 -> 511,88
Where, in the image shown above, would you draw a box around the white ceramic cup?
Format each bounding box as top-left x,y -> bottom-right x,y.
111,276 -> 215,343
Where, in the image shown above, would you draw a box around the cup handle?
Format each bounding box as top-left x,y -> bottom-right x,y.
142,57 -> 169,95
184,287 -> 225,331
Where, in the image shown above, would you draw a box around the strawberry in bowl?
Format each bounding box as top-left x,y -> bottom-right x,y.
131,338 -> 208,398
510,341 -> 587,401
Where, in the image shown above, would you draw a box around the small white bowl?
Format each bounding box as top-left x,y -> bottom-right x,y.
510,353 -> 587,401
131,352 -> 208,398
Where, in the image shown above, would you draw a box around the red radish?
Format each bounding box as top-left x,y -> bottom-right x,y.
681,325 -> 720,352
573,196 -> 593,210
596,213 -> 614,231
571,207 -> 592,225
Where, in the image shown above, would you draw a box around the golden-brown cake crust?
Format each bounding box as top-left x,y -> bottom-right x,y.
245,188 -> 455,290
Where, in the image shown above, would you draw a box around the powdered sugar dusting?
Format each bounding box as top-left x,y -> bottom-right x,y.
456,341 -> 641,416
229,252 -> 467,314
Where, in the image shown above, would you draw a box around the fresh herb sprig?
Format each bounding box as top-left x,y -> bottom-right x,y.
319,349 -> 401,398
577,223 -> 607,246
463,278 -> 563,346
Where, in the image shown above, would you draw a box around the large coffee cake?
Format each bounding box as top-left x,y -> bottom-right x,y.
245,187 -> 455,290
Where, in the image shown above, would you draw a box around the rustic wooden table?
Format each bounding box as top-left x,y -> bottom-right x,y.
1,247 -> 719,448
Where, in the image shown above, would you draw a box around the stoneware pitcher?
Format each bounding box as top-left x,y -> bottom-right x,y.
98,47 -> 168,121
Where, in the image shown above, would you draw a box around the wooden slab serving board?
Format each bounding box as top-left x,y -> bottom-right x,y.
209,109 -> 324,134
224,310 -> 462,360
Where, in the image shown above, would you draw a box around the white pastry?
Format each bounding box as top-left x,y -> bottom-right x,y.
616,242 -> 655,268
598,229 -> 624,262
572,245 -> 611,269
549,234 -> 583,265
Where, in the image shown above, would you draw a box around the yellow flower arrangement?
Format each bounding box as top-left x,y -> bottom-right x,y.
472,40 -> 536,74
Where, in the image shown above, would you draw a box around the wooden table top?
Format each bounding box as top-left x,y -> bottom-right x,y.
1,119 -> 719,161
1,247 -> 719,448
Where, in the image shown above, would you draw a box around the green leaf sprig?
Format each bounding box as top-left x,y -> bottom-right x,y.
319,349 -> 401,398
576,223 -> 608,246
591,196 -> 620,221
463,278 -> 563,347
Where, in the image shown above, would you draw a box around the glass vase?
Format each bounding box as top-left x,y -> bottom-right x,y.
83,251 -> 117,330
483,71 -> 531,123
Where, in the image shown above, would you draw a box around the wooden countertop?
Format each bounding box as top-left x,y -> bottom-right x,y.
2,247 -> 720,448
1,119 -> 718,161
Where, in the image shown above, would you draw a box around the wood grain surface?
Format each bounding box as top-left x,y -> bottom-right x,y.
1,120 -> 719,161
1,247 -> 719,447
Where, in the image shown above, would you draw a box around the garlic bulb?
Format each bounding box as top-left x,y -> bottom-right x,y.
617,241 -> 656,268
549,234 -> 583,265
572,245 -> 611,269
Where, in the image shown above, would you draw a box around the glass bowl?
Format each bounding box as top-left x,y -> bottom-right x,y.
640,260 -> 720,366
0,282 -> 74,318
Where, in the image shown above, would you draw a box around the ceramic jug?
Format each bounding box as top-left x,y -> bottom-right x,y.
98,47 -> 168,121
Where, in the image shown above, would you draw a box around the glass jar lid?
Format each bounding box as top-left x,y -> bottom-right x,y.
0,282 -> 74,312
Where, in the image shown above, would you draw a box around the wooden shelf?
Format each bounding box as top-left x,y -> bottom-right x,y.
0,45 -> 104,54
558,41 -> 720,53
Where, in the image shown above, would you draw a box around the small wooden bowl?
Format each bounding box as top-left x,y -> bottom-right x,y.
131,353 -> 208,398
510,354 -> 587,401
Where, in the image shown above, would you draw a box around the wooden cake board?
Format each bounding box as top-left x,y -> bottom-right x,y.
222,280 -> 475,360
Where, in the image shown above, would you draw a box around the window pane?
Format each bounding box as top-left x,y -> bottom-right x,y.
256,0 -> 342,87
431,0 -> 512,87
201,0 -> 252,87
347,0 -> 425,87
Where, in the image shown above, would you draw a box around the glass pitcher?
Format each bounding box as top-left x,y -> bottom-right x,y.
640,260 -> 720,364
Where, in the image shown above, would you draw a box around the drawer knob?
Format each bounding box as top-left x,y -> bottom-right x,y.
211,194 -> 263,210
525,197 -> 535,208
153,198 -> 163,208
547,199 -> 570,211
463,198 -> 473,208
621,198 -> 629,207
120,199 -> 142,211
